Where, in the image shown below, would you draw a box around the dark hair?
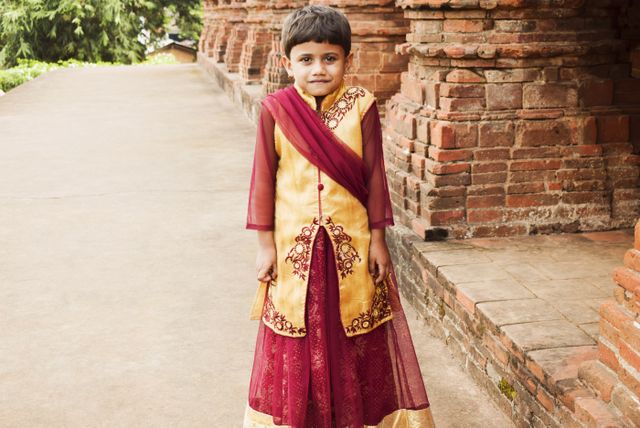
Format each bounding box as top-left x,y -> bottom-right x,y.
281,5 -> 351,59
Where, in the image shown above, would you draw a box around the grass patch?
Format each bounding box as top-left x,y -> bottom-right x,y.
0,54 -> 179,92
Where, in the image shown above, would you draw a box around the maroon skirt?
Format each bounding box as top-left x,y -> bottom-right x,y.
246,226 -> 431,427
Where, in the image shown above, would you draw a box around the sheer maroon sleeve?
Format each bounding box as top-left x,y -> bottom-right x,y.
362,101 -> 395,229
246,104 -> 278,230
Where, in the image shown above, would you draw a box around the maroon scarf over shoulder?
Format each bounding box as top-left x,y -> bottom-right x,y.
261,86 -> 368,208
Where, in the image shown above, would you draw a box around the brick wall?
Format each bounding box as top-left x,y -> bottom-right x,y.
385,1 -> 640,239
581,220 -> 640,425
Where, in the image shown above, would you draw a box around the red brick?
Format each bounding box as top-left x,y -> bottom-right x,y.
440,96 -> 486,112
614,78 -> 640,105
516,120 -> 574,146
424,209 -> 466,226
473,148 -> 510,161
401,73 -> 424,104
575,397 -> 623,427
572,145 -> 603,157
424,82 -> 440,109
597,115 -> 630,143
410,153 -> 425,179
467,195 -> 505,209
510,159 -> 563,171
560,388 -> 593,413
506,194 -> 559,208
428,146 -> 473,162
440,83 -> 485,98
613,266 -> 640,294
523,83 -> 578,108
620,341 -> 640,374
425,159 -> 471,175
579,79 -> 614,107
536,386 -> 555,412
478,121 -> 514,148
511,147 -> 563,159
443,19 -> 488,33
472,172 -> 508,185
578,361 -> 617,402
430,122 -> 477,149
483,333 -> 510,366
598,341 -> 620,373
468,208 -> 503,223
471,162 -> 508,174
486,83 -> 523,110
507,182 -> 546,194
445,69 -> 486,83
467,185 -> 505,196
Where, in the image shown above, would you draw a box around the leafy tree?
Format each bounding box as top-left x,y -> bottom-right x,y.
0,0 -> 202,68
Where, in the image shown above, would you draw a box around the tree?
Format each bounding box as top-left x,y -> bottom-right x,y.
0,0 -> 202,68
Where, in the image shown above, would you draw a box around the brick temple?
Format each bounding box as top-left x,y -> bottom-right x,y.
197,1 -> 640,426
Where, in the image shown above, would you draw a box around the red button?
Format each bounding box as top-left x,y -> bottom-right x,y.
317,183 -> 324,191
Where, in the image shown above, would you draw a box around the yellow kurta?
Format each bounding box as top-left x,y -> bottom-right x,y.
249,80 -> 394,338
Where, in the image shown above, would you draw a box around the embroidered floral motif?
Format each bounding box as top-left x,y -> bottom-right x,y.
346,277 -> 392,334
321,86 -> 366,130
324,216 -> 361,279
285,217 -> 320,280
262,288 -> 306,336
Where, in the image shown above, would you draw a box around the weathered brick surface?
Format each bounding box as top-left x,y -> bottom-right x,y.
576,220 -> 640,426
385,1 -> 640,239
384,225 -> 635,428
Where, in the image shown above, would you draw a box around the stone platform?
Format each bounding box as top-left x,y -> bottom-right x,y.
387,226 -> 635,427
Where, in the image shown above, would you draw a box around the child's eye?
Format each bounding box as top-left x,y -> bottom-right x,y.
300,57 -> 311,63
325,56 -> 337,62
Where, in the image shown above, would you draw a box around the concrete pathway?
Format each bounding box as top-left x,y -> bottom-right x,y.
0,64 -> 511,427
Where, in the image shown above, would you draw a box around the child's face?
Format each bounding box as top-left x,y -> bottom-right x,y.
282,41 -> 353,99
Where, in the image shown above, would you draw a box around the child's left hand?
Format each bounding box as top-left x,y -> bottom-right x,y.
368,237 -> 391,285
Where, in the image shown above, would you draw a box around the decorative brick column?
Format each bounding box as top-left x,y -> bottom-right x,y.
239,0 -> 273,83
212,0 -> 236,63
200,0 -> 221,57
385,0 -> 640,240
223,2 -> 249,72
262,0 -> 305,95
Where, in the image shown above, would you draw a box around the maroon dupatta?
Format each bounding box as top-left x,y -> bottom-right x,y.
261,86 -> 369,208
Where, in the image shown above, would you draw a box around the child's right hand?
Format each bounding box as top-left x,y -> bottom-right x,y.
256,245 -> 277,283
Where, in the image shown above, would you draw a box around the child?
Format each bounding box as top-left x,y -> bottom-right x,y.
244,5 -> 435,427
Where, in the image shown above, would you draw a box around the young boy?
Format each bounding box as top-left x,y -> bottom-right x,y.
244,5 -> 435,427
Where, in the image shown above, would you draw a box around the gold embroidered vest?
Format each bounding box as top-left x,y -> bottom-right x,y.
250,81 -> 393,338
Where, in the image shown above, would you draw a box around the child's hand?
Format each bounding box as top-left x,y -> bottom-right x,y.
369,232 -> 391,285
256,244 -> 277,283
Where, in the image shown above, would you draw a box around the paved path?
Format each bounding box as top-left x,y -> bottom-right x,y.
0,64 -> 511,427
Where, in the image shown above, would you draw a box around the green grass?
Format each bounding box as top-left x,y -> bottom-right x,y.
0,54 -> 180,92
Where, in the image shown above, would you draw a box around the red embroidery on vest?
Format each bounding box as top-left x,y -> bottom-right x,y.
285,217 -> 319,280
345,278 -> 392,334
324,216 -> 361,279
263,289 -> 306,336
321,87 -> 366,130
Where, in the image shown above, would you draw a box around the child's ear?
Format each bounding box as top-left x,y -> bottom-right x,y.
345,52 -> 354,73
280,55 -> 293,77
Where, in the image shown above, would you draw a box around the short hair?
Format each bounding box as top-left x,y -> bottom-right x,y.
281,5 -> 351,59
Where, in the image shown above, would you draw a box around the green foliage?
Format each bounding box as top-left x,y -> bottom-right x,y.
498,378 -> 517,401
0,0 -> 202,68
0,54 -> 178,92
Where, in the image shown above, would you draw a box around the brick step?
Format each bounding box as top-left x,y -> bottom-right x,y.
387,225 -> 635,427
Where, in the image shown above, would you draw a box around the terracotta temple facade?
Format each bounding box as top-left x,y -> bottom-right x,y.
198,1 -> 640,426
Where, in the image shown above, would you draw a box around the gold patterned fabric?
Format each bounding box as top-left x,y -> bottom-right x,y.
243,403 -> 437,428
250,81 -> 393,338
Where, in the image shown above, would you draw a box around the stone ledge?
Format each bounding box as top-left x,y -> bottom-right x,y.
387,223 -> 635,427
198,52 -> 263,124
